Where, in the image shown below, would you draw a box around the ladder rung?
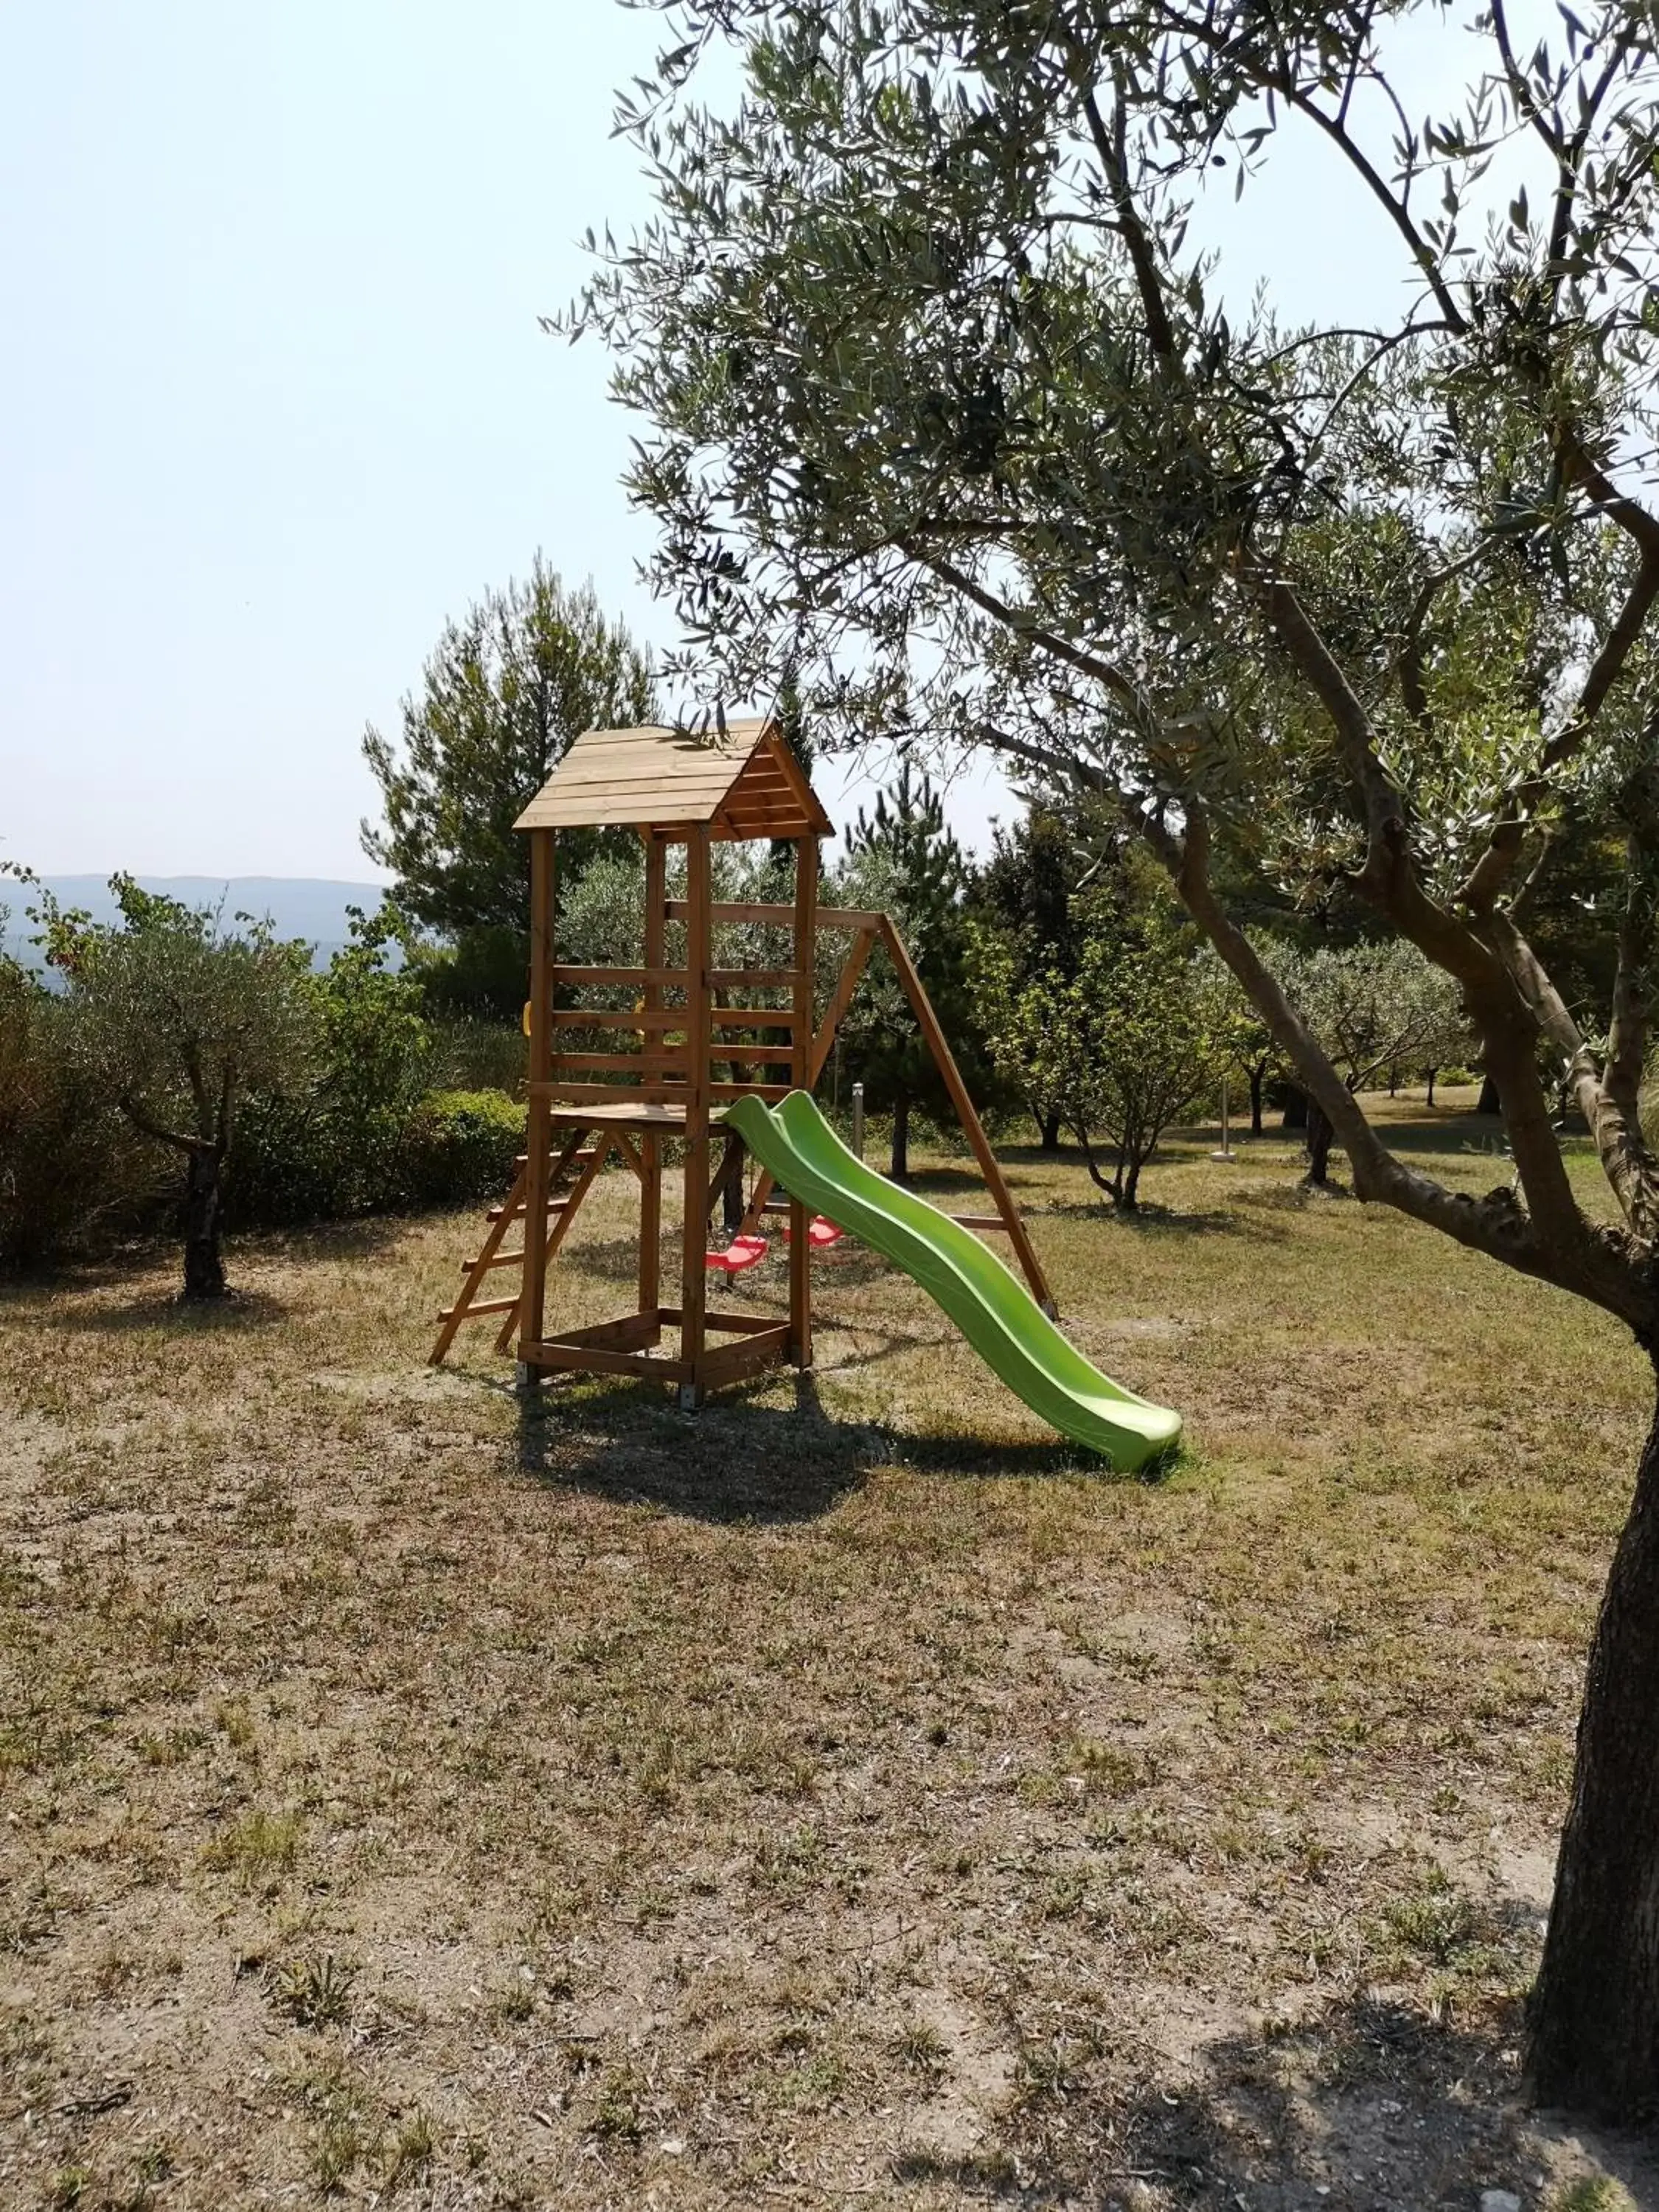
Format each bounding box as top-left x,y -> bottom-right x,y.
437,1295 -> 521,1323
487,1196 -> 571,1225
461,1249 -> 528,1273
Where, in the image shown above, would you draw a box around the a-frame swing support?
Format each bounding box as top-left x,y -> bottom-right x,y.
428,717 -> 1055,1393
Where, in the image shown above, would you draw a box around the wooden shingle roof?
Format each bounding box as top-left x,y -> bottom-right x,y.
514,716 -> 832,841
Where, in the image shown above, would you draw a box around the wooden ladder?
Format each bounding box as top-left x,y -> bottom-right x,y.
430,1126 -> 611,1365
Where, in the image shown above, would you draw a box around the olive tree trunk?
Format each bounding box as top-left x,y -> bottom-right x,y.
1037,1108 -> 1062,1153
1304,1098 -> 1334,1186
1528,1379 -> 1659,2116
1248,1064 -> 1265,1136
183,1144 -> 228,1301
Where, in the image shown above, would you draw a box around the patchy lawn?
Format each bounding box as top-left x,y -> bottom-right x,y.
1,1091 -> 1655,2210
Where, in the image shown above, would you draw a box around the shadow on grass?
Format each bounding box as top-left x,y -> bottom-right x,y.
1044,1197 -> 1294,1242
515,1371 -> 1158,1523
18,1284 -> 291,1334
894,1989 -> 1657,2210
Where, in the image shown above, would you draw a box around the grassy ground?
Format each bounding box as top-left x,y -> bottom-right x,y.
1,1089 -> 1655,2211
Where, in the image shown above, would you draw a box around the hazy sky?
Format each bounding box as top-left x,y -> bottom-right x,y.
1,4 -> 1527,878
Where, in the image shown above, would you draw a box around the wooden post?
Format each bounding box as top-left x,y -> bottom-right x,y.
639,833 -> 667,1321
517,829 -> 557,1381
878,917 -> 1057,1317
678,828 -> 713,1402
788,833 -> 818,1368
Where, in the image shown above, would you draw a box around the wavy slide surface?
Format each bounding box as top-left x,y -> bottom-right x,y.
723,1092 -> 1183,1472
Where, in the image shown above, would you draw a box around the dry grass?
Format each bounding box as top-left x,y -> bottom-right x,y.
1,1088 -> 1655,2209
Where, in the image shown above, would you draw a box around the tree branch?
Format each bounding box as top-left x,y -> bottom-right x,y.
117,1094 -> 206,1157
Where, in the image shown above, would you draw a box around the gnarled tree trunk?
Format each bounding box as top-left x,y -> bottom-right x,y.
1037,1108 -> 1062,1153
1529,1377 -> 1659,2116
1248,1064 -> 1265,1136
183,1145 -> 227,1301
1281,1087 -> 1309,1132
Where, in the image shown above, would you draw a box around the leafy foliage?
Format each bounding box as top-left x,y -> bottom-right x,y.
28,877 -> 320,1295
976,890 -> 1226,1207
361,561 -> 656,995
830,765 -> 990,1175
0,953 -> 161,1270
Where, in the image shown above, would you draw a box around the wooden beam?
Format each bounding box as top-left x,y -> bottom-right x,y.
551,964 -> 689,987
516,830 -> 557,1371
678,826 -> 714,1395
495,1135 -> 612,1353
639,837 -> 667,1317
789,834 -> 818,1370
877,917 -> 1056,1315
519,1340 -> 691,1382
697,1324 -> 792,1390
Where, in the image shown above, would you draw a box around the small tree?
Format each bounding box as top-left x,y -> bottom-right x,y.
1276,942 -> 1470,1186
972,801 -> 1096,1149
35,878 -> 319,1298
979,900 -> 1223,1208
362,561 -> 655,1010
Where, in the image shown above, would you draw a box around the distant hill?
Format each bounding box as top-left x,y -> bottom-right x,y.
1,877 -> 397,972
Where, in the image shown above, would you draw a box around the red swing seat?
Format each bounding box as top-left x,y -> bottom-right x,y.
704,1233 -> 769,1276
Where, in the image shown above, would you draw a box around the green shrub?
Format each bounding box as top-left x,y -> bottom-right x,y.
426,1017 -> 526,1096
0,960 -> 164,1270
401,1090 -> 526,1208
228,914 -> 432,1227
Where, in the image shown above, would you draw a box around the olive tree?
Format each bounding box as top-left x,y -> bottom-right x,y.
572,0 -> 1659,2110
35,878 -> 319,1299
978,899 -> 1225,1206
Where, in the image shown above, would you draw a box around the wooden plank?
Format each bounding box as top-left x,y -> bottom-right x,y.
878,917 -> 1055,1315
439,1294 -> 522,1322
707,968 -> 802,990
953,1214 -> 1012,1231
495,1133 -> 613,1352
789,835 -> 818,1368
552,1007 -> 687,1031
549,1051 -> 689,1075
737,925 -> 877,1240
639,836 -> 666,1316
515,831 -> 558,1366
698,1324 -> 792,1390
611,1128 -> 645,1179
519,1340 -> 691,1381
552,965 -> 689,987
541,1082 -> 683,1105
678,825 -> 713,1385
709,1045 -> 796,1066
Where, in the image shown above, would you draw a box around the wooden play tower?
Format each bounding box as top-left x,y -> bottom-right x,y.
431,717 -> 1052,1403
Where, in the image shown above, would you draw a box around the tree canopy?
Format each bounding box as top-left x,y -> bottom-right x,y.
361,560 -> 656,941
574,0 -> 1659,2112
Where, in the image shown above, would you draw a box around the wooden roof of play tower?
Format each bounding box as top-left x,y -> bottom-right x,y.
514,716 -> 833,841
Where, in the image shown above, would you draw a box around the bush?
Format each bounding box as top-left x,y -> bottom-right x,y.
426,1018 -> 526,1096
401,1090 -> 526,1208
0,960 -> 164,1270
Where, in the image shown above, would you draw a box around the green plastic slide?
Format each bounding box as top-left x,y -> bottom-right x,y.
723,1091 -> 1183,1472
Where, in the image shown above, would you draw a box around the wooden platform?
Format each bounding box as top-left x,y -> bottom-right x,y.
541,1099 -> 730,1131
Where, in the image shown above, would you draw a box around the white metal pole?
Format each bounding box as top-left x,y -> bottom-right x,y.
851,1080 -> 865,1159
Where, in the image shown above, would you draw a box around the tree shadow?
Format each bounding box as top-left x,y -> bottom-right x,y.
21,1285 -> 291,1335
1044,1197 -> 1293,1242
513,1370 -> 1157,1523
895,1989 -> 1659,2208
